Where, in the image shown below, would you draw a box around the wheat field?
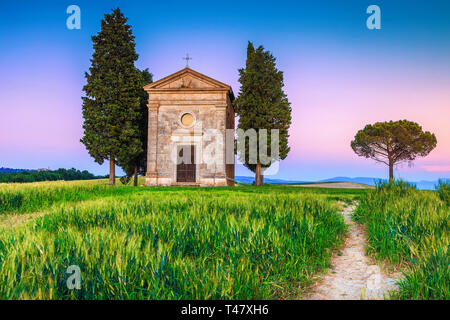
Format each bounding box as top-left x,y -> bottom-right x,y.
354,181 -> 449,300
0,181 -> 352,299
0,179 -> 447,299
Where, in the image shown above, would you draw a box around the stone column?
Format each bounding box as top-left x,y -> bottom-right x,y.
145,103 -> 159,186
214,105 -> 227,186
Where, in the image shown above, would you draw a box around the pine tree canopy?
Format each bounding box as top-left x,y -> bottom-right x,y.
351,120 -> 437,182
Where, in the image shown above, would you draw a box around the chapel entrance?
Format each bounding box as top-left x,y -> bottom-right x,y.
177,145 -> 196,183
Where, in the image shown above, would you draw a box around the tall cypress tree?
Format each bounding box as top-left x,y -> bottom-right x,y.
234,42 -> 292,186
117,68 -> 153,186
81,8 -> 142,185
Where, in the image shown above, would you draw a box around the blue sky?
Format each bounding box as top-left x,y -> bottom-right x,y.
1,1 -> 449,181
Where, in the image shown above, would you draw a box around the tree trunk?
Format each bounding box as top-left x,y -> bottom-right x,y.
133,165 -> 138,187
389,162 -> 394,184
255,163 -> 262,186
109,158 -> 115,185
260,173 -> 264,185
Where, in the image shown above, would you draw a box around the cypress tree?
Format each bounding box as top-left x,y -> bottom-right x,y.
234,42 -> 292,186
81,8 -> 142,185
118,68 -> 153,186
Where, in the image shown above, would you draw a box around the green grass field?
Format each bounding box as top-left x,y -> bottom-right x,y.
0,179 -> 447,299
354,181 -> 449,300
0,180 -> 361,299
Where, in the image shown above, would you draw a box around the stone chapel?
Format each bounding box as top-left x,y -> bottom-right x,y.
143,67 -> 235,186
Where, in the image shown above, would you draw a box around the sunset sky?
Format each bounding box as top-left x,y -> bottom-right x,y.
1,0 -> 449,181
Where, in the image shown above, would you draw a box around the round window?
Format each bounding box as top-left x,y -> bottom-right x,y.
181,113 -> 194,127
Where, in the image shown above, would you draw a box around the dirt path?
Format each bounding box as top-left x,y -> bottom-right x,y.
307,204 -> 401,300
0,211 -> 46,229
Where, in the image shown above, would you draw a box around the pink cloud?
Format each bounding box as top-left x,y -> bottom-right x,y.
422,165 -> 450,172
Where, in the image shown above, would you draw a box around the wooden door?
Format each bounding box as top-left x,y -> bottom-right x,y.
177,145 -> 196,182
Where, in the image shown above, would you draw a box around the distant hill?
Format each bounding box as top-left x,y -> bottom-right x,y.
0,168 -> 106,183
0,167 -> 36,173
235,176 -> 448,190
319,177 -> 384,185
1,169 -> 446,190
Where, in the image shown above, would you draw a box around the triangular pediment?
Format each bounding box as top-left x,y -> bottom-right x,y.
144,68 -> 232,91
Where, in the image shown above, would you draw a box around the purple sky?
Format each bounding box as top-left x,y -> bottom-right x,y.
0,1 -> 449,181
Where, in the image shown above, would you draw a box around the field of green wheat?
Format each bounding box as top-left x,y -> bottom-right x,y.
0,179 -> 447,300
0,180 -> 359,299
354,180 -> 449,300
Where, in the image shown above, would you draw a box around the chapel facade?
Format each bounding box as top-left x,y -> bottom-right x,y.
144,67 -> 235,186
